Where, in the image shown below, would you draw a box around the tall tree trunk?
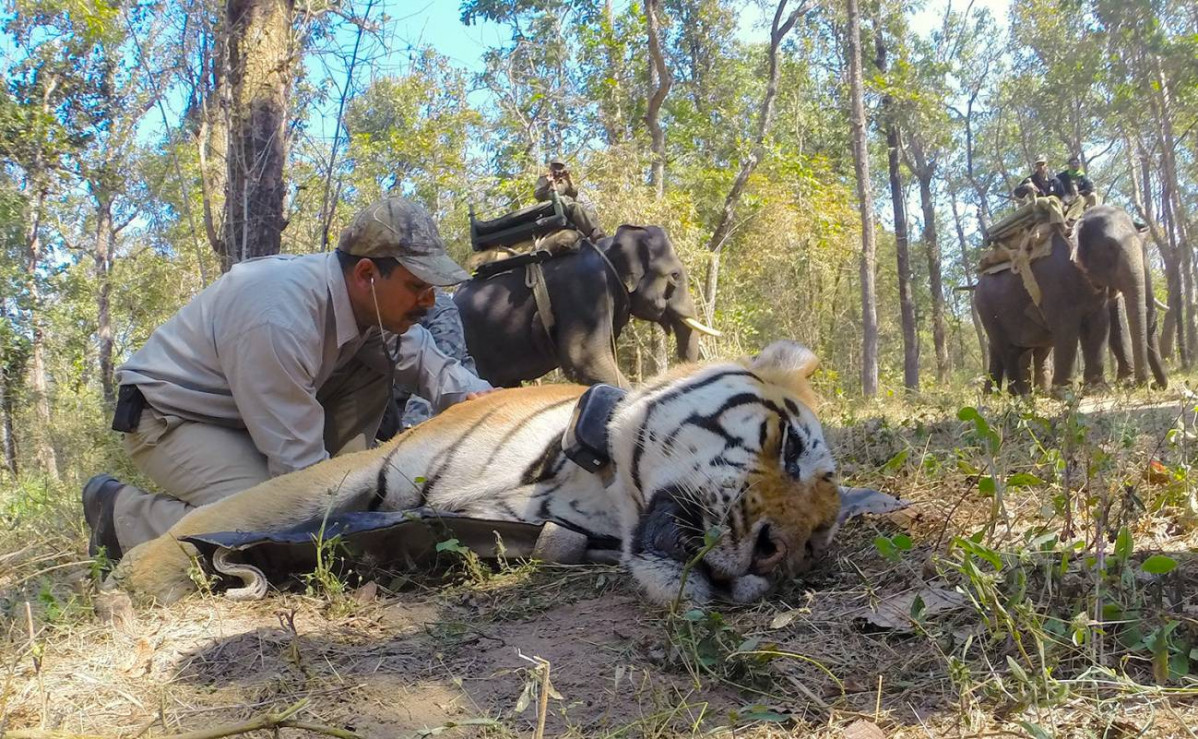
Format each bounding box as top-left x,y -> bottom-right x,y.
598,0 -> 627,146
644,0 -> 671,200
220,0 -> 296,271
0,369 -> 15,476
703,0 -> 812,325
93,196 -> 116,407
197,19 -> 229,263
0,299 -> 17,477
1130,133 -> 1181,362
24,188 -> 59,482
951,196 -> 987,369
1148,60 -> 1190,367
1152,56 -> 1195,363
917,172 -> 949,382
961,94 -> 993,233
846,0 -> 877,397
875,29 -> 918,391
651,327 -> 669,375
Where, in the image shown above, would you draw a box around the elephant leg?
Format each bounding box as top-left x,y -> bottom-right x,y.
1005,346 -> 1032,395
1051,324 -> 1082,388
1032,347 -> 1052,392
985,341 -> 1005,393
560,327 -> 629,388
1108,295 -> 1133,383
1080,306 -> 1110,388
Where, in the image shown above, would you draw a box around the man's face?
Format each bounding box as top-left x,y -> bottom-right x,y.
1035,162 -> 1047,174
369,262 -> 436,334
1069,159 -> 1081,170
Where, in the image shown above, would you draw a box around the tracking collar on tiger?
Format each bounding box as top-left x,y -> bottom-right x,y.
562,383 -> 627,474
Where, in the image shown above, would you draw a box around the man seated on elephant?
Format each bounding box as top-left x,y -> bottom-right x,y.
1057,155 -> 1098,220
534,158 -> 605,243
82,197 -> 494,563
1012,155 -> 1062,203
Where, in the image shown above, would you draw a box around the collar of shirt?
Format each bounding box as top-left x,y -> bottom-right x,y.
325,251 -> 362,349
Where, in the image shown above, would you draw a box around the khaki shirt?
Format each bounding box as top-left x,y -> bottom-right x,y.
115,252 -> 491,476
534,174 -> 578,202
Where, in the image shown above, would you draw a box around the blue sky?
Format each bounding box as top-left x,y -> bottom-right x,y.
392,0 -> 1011,73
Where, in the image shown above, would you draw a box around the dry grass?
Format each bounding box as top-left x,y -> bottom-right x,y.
5,378 -> 1198,737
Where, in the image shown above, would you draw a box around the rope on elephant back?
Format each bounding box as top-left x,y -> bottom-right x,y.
526,261 -> 556,339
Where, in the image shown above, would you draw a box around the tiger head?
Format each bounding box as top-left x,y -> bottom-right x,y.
608,340 -> 840,604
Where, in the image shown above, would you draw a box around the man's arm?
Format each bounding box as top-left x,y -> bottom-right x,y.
222,319 -> 329,477
534,174 -> 553,202
393,325 -> 493,412
560,172 -> 578,199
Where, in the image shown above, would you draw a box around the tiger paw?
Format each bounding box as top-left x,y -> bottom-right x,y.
110,535 -> 203,605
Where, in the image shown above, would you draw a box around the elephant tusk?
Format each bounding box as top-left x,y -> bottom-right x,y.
1155,298 -> 1169,313
681,316 -> 722,337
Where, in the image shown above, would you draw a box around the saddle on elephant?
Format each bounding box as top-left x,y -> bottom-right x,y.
468,190 -> 587,273
977,195 -> 1071,306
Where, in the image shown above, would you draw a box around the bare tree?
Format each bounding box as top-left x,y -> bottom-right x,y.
645,0 -> 671,199
903,136 -> 950,383
19,77 -> 62,481
702,0 -> 816,324
950,195 -> 987,366
219,0 -> 299,270
846,0 -> 878,396
874,21 -> 918,391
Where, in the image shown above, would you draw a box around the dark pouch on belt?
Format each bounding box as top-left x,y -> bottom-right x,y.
112,385 -> 147,433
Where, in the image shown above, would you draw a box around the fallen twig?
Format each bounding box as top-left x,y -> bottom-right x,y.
4,699 -> 362,739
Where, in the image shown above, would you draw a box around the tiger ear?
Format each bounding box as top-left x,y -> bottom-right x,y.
749,340 -> 819,377
747,340 -> 820,406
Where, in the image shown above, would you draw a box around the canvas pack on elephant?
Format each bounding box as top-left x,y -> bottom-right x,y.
974,204 -> 1167,393
455,224 -> 719,388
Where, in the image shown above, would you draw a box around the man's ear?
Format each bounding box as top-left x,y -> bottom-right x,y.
352,258 -> 376,287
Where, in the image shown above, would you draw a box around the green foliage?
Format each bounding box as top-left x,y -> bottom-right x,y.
873,532 -> 913,562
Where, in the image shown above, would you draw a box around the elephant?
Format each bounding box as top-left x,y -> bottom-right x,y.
454,225 -> 718,388
975,205 -> 1167,394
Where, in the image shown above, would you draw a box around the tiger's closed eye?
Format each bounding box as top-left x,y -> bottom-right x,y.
781,422 -> 805,478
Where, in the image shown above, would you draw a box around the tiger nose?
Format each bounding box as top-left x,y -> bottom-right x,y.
752,523 -> 786,574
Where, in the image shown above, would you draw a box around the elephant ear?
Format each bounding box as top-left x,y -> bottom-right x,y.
609,225 -> 649,293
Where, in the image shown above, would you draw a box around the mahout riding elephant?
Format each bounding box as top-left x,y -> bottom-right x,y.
975,205 -> 1167,393
454,225 -> 718,388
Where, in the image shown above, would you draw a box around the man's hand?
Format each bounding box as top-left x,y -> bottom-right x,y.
465,388 -> 500,401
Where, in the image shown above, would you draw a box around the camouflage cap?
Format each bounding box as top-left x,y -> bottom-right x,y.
1034,154 -> 1047,164
337,197 -> 469,286
548,157 -> 566,167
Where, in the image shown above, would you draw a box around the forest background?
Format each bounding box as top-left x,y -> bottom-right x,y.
0,0 -> 1195,487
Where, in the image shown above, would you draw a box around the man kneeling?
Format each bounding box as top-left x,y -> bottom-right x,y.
84,197 -> 492,561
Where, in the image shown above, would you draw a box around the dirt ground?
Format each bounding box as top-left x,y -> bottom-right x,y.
5,391 -> 1198,738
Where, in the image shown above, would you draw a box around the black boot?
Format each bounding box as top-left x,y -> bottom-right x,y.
82,474 -> 124,561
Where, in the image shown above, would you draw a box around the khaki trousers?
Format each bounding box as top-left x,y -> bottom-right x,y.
112,357 -> 391,551
560,197 -> 602,239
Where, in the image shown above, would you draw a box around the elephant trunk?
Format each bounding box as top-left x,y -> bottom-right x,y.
672,319 -> 699,362
664,287 -> 718,362
1142,245 -> 1169,388
1124,252 -> 1151,386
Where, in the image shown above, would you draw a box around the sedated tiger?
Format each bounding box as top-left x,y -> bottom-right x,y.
112,340 -> 865,605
